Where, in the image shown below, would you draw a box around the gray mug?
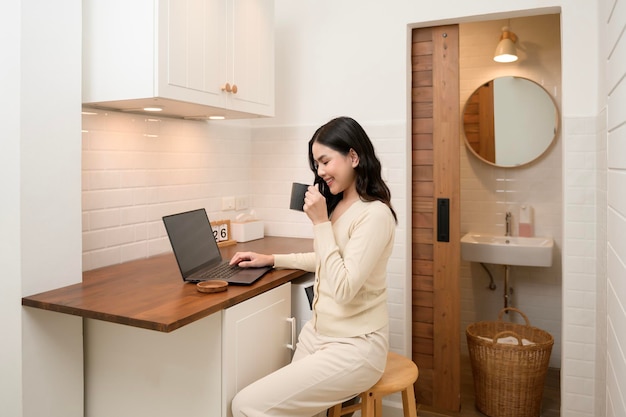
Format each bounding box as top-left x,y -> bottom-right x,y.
289,182 -> 309,211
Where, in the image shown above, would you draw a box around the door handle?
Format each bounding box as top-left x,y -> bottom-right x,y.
437,198 -> 450,242
286,317 -> 296,350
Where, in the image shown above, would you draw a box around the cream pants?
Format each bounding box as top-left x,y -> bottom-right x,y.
231,321 -> 389,417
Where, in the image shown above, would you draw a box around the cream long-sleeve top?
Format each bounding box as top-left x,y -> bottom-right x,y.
274,199 -> 396,338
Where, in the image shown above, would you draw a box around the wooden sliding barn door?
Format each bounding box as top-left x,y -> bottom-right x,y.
411,25 -> 461,412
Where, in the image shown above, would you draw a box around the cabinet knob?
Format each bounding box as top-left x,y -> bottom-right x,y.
221,83 -> 238,94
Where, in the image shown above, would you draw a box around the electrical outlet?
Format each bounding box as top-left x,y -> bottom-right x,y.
235,196 -> 249,210
221,196 -> 235,211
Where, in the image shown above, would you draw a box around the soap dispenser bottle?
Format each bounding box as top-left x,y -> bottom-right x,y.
519,205 -> 534,237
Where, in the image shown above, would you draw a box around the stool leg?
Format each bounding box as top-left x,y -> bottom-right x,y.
362,392 -> 375,417
327,403 -> 342,417
374,397 -> 382,417
401,384 -> 418,417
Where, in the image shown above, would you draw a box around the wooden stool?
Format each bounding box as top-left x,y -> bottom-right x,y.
328,351 -> 419,417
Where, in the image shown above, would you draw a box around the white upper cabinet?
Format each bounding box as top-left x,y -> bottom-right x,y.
82,0 -> 274,119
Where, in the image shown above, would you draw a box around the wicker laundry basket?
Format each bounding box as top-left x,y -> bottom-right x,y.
466,307 -> 554,417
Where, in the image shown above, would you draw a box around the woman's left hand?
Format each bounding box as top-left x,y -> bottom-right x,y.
303,185 -> 329,225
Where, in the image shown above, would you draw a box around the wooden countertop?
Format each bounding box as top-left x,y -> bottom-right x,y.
22,237 -> 313,333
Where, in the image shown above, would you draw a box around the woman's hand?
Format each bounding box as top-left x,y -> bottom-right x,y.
229,251 -> 274,268
303,185 -> 329,225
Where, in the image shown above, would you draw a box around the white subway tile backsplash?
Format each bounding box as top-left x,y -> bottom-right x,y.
89,209 -> 121,230
82,230 -> 107,252
567,307 -> 598,328
386,288 -> 404,304
82,110 -> 255,269
563,395 -> 595,416
564,340 -> 596,361
564,356 -> 596,377
107,225 -> 137,247
120,206 -> 147,225
89,247 -> 122,271
89,171 -> 122,190
387,303 -> 404,320
133,223 -> 148,241
567,376 -> 596,395
607,362 -> 626,417
148,238 -> 171,258
119,242 -> 148,264
565,289 -> 595,310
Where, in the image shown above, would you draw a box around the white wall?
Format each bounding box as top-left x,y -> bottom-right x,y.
4,1 -> 84,417
1,1 -> 23,416
20,1 -> 84,416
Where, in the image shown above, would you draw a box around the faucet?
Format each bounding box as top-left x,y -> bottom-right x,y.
505,211 -> 512,236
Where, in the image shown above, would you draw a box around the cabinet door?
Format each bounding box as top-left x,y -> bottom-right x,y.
84,0 -> 274,118
161,0 -> 274,116
222,283 -> 292,417
83,0 -> 158,103
160,0 -> 228,108
85,313 -> 223,417
228,0 -> 275,116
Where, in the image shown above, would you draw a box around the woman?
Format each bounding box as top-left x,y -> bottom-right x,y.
229,116 -> 397,417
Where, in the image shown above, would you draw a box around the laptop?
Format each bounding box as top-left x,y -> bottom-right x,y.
162,208 -> 271,285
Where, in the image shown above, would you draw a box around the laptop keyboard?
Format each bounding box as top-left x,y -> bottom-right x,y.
198,262 -> 240,280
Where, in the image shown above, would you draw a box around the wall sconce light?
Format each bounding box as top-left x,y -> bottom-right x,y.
493,26 -> 518,63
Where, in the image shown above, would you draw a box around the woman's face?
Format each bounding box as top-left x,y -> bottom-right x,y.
311,142 -> 358,195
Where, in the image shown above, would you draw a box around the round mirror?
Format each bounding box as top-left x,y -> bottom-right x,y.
462,76 -> 559,167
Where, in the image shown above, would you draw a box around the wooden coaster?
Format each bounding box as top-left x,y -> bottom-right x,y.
196,280 -> 228,293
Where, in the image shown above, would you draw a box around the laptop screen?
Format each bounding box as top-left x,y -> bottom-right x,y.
162,209 -> 222,278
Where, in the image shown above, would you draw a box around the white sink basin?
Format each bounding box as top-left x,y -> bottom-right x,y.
460,233 -> 554,267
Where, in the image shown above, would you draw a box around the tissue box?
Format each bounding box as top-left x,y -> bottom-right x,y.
231,221 -> 264,242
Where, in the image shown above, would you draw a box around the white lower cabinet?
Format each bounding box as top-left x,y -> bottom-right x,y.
84,313 -> 223,417
222,283 -> 293,417
84,284 -> 292,417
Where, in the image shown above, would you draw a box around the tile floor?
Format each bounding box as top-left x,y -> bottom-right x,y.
416,355 -> 561,417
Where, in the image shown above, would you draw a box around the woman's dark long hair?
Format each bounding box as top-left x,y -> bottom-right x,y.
308,116 -> 397,222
